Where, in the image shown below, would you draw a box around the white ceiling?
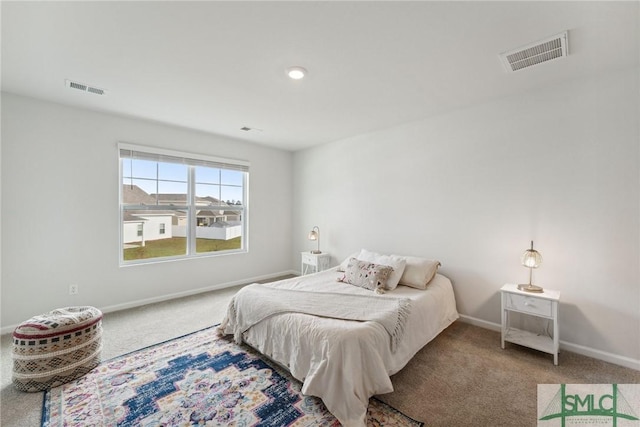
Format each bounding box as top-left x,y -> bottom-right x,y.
2,1 -> 638,151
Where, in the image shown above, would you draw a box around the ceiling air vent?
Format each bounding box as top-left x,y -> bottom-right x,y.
65,79 -> 107,95
499,31 -> 568,72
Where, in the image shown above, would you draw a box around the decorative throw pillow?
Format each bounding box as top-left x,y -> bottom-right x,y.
398,256 -> 441,289
337,251 -> 360,272
338,258 -> 393,294
356,249 -> 406,290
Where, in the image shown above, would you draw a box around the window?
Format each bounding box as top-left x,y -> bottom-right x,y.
119,143 -> 249,265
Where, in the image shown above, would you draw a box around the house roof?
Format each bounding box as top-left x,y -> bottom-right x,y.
150,193 -> 235,207
196,209 -> 241,217
122,185 -> 156,205
198,196 -> 233,205
150,193 -> 188,203
124,187 -> 238,214
151,194 -> 195,203
124,211 -> 177,221
197,210 -> 225,218
122,211 -> 147,222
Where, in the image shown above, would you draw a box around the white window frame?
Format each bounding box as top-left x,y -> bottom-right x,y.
118,142 -> 249,266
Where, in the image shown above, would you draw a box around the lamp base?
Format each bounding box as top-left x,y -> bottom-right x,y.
517,283 -> 544,293
310,250 -> 322,254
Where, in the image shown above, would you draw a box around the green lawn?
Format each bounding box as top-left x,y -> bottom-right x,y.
124,237 -> 242,261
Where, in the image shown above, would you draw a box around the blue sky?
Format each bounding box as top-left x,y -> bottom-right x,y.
122,159 -> 244,203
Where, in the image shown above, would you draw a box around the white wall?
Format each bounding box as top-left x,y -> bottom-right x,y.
293,68 -> 639,367
3,66 -> 638,368
1,93 -> 293,329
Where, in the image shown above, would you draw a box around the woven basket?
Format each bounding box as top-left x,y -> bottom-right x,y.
12,306 -> 103,392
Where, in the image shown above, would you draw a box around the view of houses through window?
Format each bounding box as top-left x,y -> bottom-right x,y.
119,145 -> 248,264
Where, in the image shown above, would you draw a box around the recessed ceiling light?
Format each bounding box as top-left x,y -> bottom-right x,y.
286,66 -> 307,80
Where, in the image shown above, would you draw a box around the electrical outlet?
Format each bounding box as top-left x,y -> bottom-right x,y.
69,284 -> 78,295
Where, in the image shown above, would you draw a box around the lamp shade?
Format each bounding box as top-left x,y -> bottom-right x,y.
518,241 -> 543,293
521,241 -> 542,268
308,226 -> 321,254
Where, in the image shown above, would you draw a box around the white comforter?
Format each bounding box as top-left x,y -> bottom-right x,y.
229,268 -> 459,427
222,284 -> 411,352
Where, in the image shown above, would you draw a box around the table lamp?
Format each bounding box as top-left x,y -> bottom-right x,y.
308,226 -> 321,254
518,240 -> 543,293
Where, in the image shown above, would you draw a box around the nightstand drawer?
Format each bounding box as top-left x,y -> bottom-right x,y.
301,252 -> 331,275
301,253 -> 317,265
505,293 -> 552,317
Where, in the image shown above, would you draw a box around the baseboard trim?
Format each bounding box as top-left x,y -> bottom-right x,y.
458,314 -> 502,332
5,290 -> 638,371
458,314 -> 640,371
0,270 -> 298,336
558,341 -> 640,371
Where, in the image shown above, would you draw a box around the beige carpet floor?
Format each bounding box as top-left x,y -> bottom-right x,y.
2,279 -> 638,427
378,321 -> 639,426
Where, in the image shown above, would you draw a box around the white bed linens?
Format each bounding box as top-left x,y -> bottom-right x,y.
222,268 -> 459,427
221,283 -> 411,352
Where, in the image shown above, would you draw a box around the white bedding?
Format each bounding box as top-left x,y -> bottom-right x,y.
226,268 -> 459,427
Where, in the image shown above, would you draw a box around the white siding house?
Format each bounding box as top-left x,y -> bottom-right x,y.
122,186 -> 242,245
123,212 -> 173,246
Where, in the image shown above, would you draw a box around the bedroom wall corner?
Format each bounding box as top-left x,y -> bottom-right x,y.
292,66 -> 640,367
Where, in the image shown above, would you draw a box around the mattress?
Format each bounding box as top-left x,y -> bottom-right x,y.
227,267 -> 459,427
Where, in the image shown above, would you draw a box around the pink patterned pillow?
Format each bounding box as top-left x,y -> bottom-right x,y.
338,258 -> 393,294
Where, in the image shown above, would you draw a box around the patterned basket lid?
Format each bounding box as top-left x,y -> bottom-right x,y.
13,306 -> 102,340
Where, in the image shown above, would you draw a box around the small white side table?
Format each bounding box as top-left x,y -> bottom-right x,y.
500,284 -> 560,365
301,252 -> 331,275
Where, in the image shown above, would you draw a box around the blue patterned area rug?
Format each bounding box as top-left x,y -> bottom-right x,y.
42,326 -> 423,426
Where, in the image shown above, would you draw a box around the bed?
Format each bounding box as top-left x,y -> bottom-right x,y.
219,254 -> 459,427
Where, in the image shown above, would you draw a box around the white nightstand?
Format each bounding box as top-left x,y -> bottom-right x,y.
500,284 -> 560,365
301,252 -> 331,275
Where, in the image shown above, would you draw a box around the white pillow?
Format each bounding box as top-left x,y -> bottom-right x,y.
398,256 -> 441,289
356,249 -> 406,290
